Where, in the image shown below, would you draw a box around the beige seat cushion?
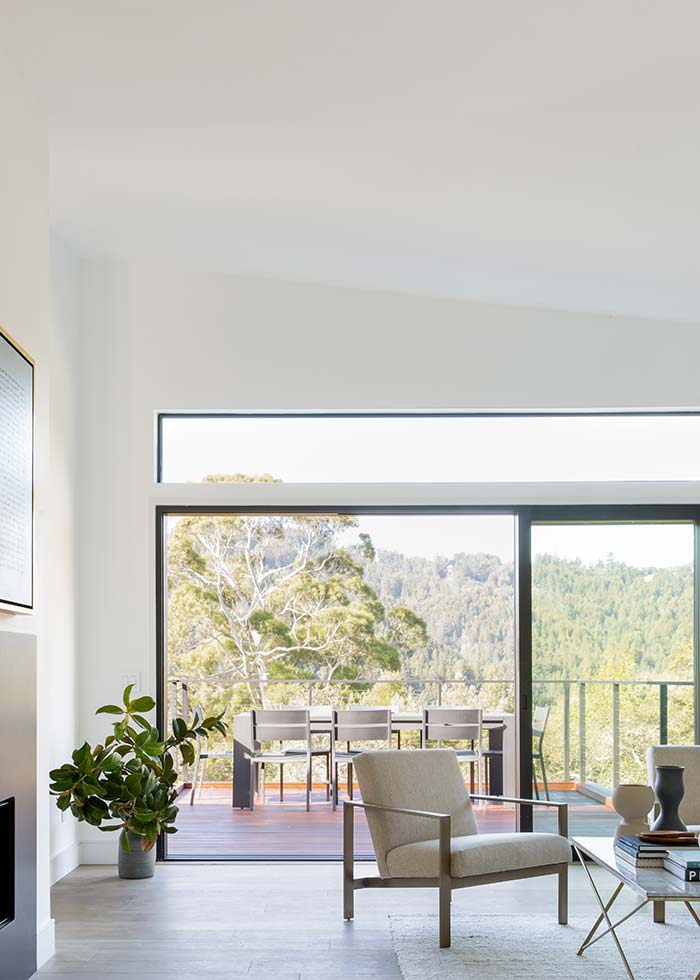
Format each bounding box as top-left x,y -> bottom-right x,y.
647,746 -> 700,826
353,749 -> 477,877
386,831 -> 571,879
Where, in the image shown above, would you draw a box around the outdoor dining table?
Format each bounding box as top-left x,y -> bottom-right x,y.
231,708 -> 515,808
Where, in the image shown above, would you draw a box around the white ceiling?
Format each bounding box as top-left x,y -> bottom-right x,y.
5,1 -> 700,320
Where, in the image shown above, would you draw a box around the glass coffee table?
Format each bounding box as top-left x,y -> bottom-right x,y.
572,837 -> 700,980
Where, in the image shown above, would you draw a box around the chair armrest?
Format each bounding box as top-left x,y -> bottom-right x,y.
471,795 -> 568,838
344,799 -> 450,821
343,800 -> 452,878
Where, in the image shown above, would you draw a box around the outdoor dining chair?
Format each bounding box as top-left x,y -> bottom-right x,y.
331,707 -> 392,810
422,706 -> 484,795
250,707 -> 331,811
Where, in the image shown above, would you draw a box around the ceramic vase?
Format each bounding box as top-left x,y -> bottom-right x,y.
651,765 -> 687,832
611,783 -> 655,841
118,830 -> 156,879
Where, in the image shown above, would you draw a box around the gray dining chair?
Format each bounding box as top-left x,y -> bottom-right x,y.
331,708 -> 392,810
422,707 -> 483,794
250,707 -> 330,811
532,705 -> 550,801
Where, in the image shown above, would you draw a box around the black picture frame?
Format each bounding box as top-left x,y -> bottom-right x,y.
0,326 -> 35,612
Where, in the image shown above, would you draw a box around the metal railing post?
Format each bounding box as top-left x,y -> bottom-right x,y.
612,682 -> 620,787
660,683 -> 668,745
563,681 -> 570,783
180,680 -> 190,782
437,681 -> 443,706
168,678 -> 176,729
308,682 -> 313,706
578,682 -> 587,785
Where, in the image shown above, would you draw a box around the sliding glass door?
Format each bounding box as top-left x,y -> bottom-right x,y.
160,509 -> 517,858
530,518 -> 697,835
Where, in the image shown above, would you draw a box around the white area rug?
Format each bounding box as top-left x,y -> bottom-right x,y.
390,913 -> 700,979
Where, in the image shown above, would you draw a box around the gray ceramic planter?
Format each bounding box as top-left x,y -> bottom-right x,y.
118,831 -> 156,879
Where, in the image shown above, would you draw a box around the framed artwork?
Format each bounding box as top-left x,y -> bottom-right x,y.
0,326 -> 34,612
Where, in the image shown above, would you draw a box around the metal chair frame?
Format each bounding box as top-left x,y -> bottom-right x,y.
421,707 -> 484,795
250,708 -> 331,811
331,708 -> 392,810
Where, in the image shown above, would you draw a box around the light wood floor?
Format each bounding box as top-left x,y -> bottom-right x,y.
35,860 -> 668,979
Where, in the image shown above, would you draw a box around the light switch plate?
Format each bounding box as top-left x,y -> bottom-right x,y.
120,672 -> 141,694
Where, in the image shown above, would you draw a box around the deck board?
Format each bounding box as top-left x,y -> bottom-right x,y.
167,783 -> 619,858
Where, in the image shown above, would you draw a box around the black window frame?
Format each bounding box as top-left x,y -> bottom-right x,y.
155,501 -> 700,861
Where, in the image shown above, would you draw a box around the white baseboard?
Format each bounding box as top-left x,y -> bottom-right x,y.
79,839 -> 118,865
36,917 -> 56,968
50,841 -> 80,884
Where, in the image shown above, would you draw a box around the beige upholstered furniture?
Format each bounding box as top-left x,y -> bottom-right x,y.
647,745 -> 700,831
345,748 -> 570,947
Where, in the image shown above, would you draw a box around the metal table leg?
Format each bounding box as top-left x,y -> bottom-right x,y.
574,845 -> 641,980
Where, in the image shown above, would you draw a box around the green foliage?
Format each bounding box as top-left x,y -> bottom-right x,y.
166,494 -> 695,790
167,503 -> 423,710
49,685 -> 227,852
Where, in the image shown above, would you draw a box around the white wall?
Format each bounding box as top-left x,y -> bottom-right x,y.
47,238 -> 81,885
0,56 -> 79,965
75,256 -> 700,860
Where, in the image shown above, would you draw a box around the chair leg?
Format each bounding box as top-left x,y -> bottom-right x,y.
343,802 -> 355,920
325,753 -> 330,801
439,880 -> 451,948
306,758 -> 311,812
333,762 -> 338,811
558,864 -> 568,924
198,756 -> 207,801
189,755 -> 200,806
540,751 -> 550,802
469,760 -> 475,794
279,763 -> 284,803
533,755 -> 540,800
477,755 -> 483,796
249,762 -> 255,811
261,763 -> 266,803
653,900 -> 665,923
348,762 -> 353,800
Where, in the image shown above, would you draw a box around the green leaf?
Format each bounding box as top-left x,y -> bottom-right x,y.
130,696 -> 155,713
171,717 -> 187,739
96,704 -> 124,716
120,831 -> 131,853
122,683 -> 135,707
56,794 -> 72,812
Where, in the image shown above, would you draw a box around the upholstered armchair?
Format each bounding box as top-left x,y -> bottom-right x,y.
647,745 -> 700,830
345,749 -> 570,947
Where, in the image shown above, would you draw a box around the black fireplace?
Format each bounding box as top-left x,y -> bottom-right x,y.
0,633 -> 36,980
0,798 -> 14,931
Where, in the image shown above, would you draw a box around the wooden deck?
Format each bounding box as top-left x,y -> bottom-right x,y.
166,783 -> 619,858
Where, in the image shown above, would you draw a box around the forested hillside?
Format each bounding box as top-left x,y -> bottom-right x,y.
363,550 -> 693,683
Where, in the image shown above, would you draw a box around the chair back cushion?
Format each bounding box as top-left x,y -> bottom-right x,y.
647,745 -> 700,825
353,749 -> 477,877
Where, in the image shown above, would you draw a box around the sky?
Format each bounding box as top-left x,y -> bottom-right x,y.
162,415 -> 699,567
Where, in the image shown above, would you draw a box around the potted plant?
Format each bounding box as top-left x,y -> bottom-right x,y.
49,684 -> 227,878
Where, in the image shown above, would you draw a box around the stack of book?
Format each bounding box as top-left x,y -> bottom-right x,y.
614,835 -> 667,871
665,849 -> 700,882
